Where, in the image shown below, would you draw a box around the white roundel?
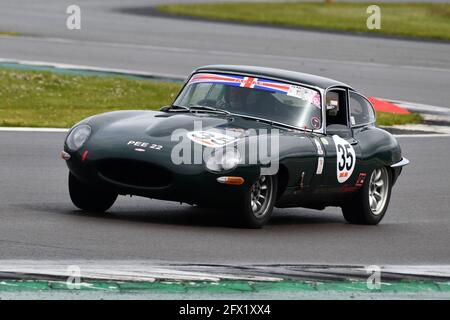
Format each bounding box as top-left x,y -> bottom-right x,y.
187,130 -> 237,148
332,135 -> 356,183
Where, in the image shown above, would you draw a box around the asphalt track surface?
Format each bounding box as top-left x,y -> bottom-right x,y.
0,1 -> 449,266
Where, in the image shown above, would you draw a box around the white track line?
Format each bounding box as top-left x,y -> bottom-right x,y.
382,98 -> 450,115
395,133 -> 450,138
0,127 -> 68,133
389,124 -> 450,134
0,57 -> 185,81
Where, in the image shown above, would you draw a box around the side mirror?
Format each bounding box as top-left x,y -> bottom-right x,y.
326,124 -> 352,139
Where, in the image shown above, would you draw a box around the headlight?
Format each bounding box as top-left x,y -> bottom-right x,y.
66,125 -> 91,151
205,148 -> 241,172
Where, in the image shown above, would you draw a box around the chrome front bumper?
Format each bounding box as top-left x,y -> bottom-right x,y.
391,157 -> 410,168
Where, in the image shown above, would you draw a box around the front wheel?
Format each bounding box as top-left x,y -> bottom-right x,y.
69,173 -> 117,213
235,175 -> 277,228
342,167 -> 392,225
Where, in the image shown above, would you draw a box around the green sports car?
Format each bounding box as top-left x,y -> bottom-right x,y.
62,65 -> 409,228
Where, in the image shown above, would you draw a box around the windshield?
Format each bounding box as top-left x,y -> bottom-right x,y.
174,73 -> 322,130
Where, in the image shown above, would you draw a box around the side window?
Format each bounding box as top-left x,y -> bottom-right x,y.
326,89 -> 348,126
349,92 -> 375,126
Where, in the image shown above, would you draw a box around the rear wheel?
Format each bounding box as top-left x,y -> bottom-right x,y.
235,175 -> 277,228
69,173 -> 117,213
342,167 -> 392,225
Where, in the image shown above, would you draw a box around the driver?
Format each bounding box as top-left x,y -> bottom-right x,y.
217,86 -> 249,111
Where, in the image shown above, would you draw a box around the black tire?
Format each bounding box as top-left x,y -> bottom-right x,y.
69,173 -> 117,213
235,175 -> 277,228
342,167 -> 392,225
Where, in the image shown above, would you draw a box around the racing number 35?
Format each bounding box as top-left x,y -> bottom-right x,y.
338,144 -> 354,171
333,135 -> 356,183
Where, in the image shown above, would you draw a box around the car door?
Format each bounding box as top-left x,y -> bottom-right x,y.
347,91 -> 378,187
319,88 -> 363,193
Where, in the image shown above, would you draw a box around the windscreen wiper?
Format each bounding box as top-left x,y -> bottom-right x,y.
238,115 -> 309,132
162,105 -> 191,112
189,105 -> 232,116
162,104 -> 231,116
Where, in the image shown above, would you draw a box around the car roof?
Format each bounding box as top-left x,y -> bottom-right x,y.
194,65 -> 353,90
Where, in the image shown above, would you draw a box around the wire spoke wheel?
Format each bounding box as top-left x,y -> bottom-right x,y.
250,175 -> 274,218
368,167 -> 389,215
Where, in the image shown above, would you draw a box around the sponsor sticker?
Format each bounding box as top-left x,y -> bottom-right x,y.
316,157 -> 324,175
355,172 -> 367,187
287,85 -> 305,99
311,117 -> 321,129
313,138 -> 324,155
287,85 -> 321,108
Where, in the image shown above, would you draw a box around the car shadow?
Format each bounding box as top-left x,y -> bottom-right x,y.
78,206 -> 344,228
82,206 -> 240,228
15,203 -> 345,229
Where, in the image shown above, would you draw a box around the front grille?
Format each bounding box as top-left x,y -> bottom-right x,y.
97,159 -> 172,188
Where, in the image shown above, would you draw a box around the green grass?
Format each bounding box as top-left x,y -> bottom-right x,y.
0,31 -> 20,36
0,68 -> 421,128
376,112 -> 423,126
156,2 -> 450,41
0,69 -> 181,128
